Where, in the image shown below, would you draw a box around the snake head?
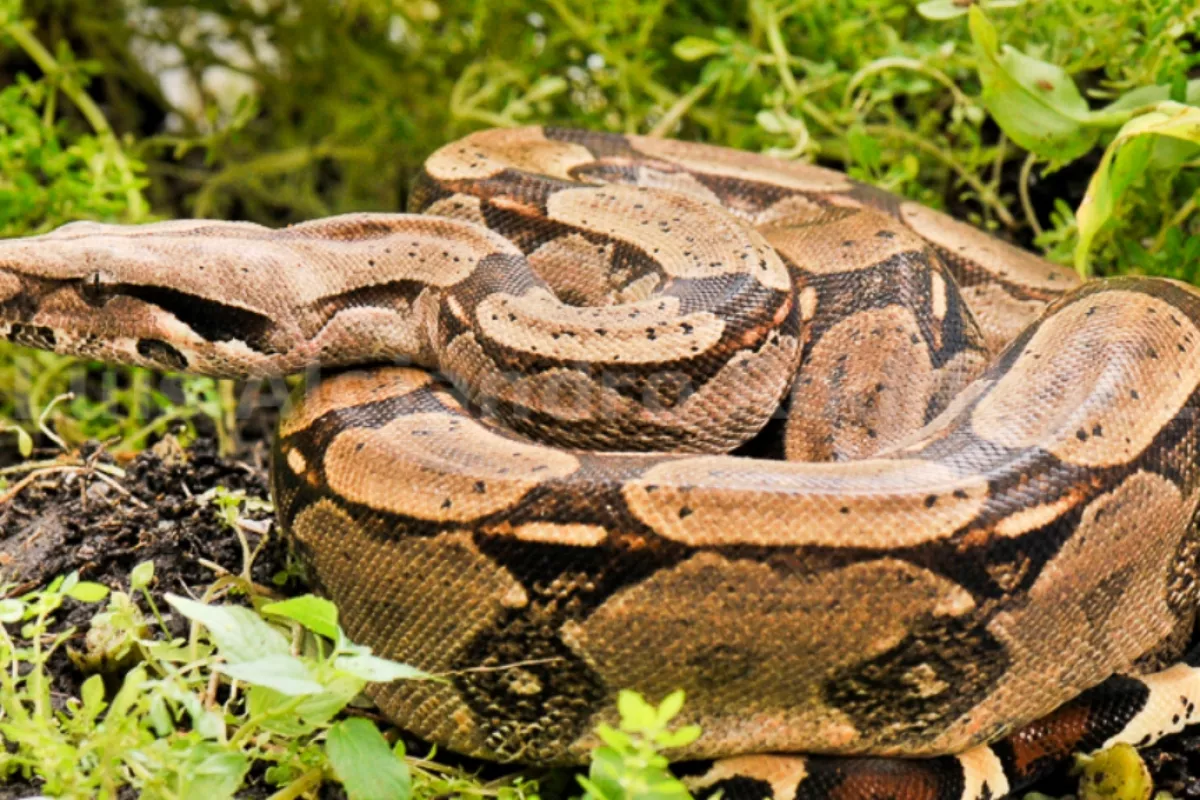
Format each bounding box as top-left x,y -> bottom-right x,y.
0,218 -> 293,375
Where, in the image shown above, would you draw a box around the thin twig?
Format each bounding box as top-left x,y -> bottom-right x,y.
1019,152 -> 1044,238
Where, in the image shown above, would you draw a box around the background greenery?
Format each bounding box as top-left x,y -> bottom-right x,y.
0,0 -> 1197,797
1,0 -> 1198,449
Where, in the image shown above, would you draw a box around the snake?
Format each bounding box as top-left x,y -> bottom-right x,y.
3,126 -> 1200,800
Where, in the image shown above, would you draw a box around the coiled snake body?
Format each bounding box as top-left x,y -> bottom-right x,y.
4,127 -> 1200,799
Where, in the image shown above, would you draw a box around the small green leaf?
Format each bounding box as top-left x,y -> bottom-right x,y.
66,581 -> 110,603
220,654 -> 328,696
617,689 -> 659,733
326,718 -> 412,800
656,690 -> 685,725
261,595 -> 339,640
15,426 -> 32,458
130,560 -> 155,591
672,36 -> 722,62
0,598 -> 24,623
656,725 -> 702,749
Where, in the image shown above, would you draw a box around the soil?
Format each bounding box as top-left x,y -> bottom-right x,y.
3,421 -> 1200,799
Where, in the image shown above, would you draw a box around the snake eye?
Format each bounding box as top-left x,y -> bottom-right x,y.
79,271 -> 116,307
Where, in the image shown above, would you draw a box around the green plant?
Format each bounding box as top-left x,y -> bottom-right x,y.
578,691 -> 701,800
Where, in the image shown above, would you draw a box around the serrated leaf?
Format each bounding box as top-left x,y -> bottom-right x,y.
261,595 -> 339,640
333,653 -> 440,683
166,594 -> 290,664
219,654 -> 327,696
326,718 -> 412,800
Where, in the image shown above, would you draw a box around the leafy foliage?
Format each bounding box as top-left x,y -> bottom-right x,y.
578,690 -> 701,800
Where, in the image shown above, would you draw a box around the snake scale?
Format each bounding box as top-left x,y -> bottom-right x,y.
4,126 -> 1200,799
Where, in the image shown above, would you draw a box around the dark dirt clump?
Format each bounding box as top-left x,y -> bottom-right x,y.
0,433 -> 285,597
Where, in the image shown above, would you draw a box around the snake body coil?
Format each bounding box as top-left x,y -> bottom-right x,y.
3,127 -> 1200,800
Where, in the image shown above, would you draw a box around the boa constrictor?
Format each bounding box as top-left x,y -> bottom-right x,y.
3,127 -> 1200,800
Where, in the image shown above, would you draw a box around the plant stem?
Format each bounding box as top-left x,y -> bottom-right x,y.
2,19 -> 148,220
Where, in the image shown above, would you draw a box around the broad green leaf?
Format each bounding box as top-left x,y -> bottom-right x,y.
262,595 -> 339,640
66,581 -> 110,603
165,594 -> 290,664
219,654 -> 327,696
969,6 -> 1098,161
1075,102 -> 1200,274
333,653 -> 440,683
326,718 -> 412,800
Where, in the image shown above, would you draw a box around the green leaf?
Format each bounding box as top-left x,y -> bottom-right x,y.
333,653 -> 440,683
1102,79 -> 1200,113
672,36 -> 722,62
77,674 -> 107,725
968,6 -> 1098,161
1077,742 -> 1153,800
130,560 -> 155,591
247,671 -> 364,735
0,598 -> 24,623
917,0 -> 1023,20
656,690 -> 685,725
165,594 -> 290,664
66,581 -> 110,603
326,718 -> 412,800
656,725 -> 702,749
220,654 -> 328,696
261,595 -> 339,640
171,742 -> 250,800
1075,102 -> 1200,274
15,426 -> 32,458
617,689 -> 659,733
846,126 -> 882,172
